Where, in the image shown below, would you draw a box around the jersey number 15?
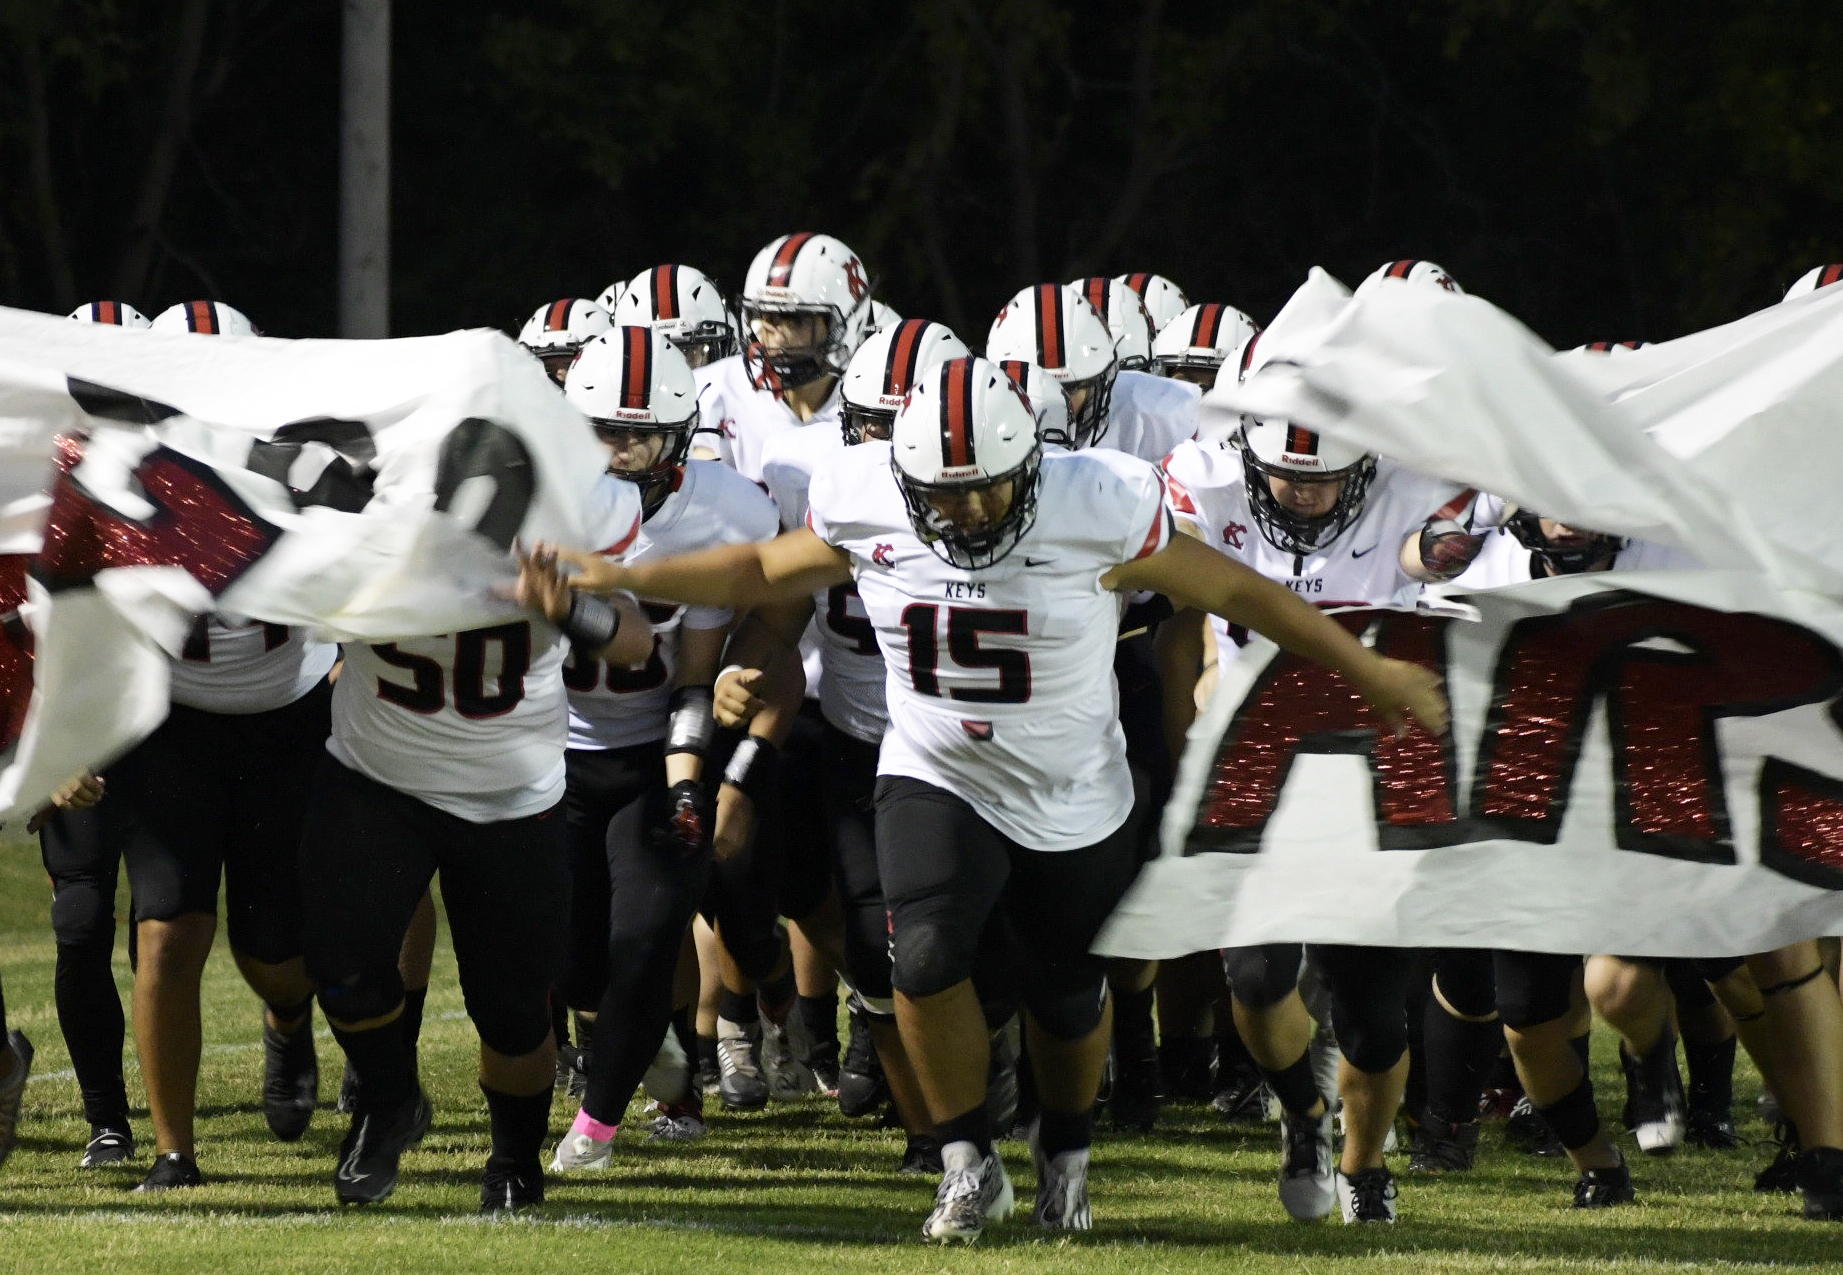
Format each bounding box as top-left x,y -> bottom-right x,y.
900,604 -> 1032,704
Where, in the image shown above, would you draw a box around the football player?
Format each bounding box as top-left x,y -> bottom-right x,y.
610,265 -> 739,369
517,354 -> 1446,1242
545,328 -> 780,1169
517,298 -> 614,387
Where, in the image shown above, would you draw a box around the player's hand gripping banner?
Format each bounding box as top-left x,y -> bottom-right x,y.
1099,272 -> 1843,958
0,307 -> 636,821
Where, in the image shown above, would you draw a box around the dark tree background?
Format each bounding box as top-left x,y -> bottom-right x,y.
3,1 -> 1838,348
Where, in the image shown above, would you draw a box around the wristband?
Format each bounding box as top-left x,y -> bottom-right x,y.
562,590 -> 620,651
722,735 -> 781,802
665,685 -> 715,759
716,663 -> 746,688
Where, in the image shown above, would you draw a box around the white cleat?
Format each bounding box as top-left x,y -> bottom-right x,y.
549,1128 -> 614,1172
646,1102 -> 708,1143
923,1144 -> 1014,1244
1030,1128 -> 1092,1231
1278,1108 -> 1337,1221
1337,1166 -> 1399,1223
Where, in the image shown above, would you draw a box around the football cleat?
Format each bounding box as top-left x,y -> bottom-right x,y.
1407,1117 -> 1480,1173
1572,1155 -> 1637,1209
922,1145 -> 1014,1244
715,1018 -> 769,1111
1160,1037 -> 1216,1102
550,1126 -> 615,1171
1798,1145 -> 1843,1220
480,1158 -> 544,1213
80,1124 -> 135,1168
1031,1125 -> 1093,1231
759,1014 -> 819,1101
1686,1109 -> 1739,1150
1506,1094 -> 1566,1156
261,1015 -> 319,1142
837,1010 -> 888,1118
646,1101 -> 708,1144
1337,1166 -> 1399,1223
1278,1108 -> 1337,1220
333,1087 -> 432,1205
900,1134 -> 944,1175
133,1150 -> 203,1192
1758,1122 -> 1802,1193
1622,1033 -> 1686,1155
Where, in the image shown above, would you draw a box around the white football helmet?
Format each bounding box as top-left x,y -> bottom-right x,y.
1785,265 -> 1843,300
518,298 -> 614,386
891,355 -> 1042,570
69,301 -> 151,328
1116,272 -> 1190,333
150,301 -> 257,336
985,283 -> 1117,449
614,264 -> 737,368
739,232 -> 874,388
595,278 -> 628,313
1068,276 -> 1155,371
867,300 -> 903,334
566,326 -> 699,517
1359,259 -> 1465,294
1152,303 -> 1259,386
993,357 -> 1071,448
1239,417 -> 1376,555
840,318 -> 969,445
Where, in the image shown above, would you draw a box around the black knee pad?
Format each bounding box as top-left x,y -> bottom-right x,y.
1024,968 -> 1109,1041
891,919 -> 977,1001
317,972 -> 404,1027
470,1001 -> 553,1059
1432,950 -> 1497,1019
1221,943 -> 1302,1010
49,880 -> 114,949
1331,1000 -> 1409,1074
1494,951 -> 1579,1030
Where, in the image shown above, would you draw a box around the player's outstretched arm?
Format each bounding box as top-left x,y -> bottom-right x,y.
540,529 -> 853,611
1103,532 -> 1449,738
513,543 -> 654,666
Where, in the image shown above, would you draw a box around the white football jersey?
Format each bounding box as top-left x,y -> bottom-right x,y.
1101,370 -> 1199,463
328,480 -> 644,822
1161,439 -> 1468,667
761,424 -> 889,743
566,463 -> 778,751
807,443 -> 1172,851
691,353 -> 844,485
168,617 -> 337,714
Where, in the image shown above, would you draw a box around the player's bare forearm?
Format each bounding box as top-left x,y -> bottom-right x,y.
553,530 -> 849,611
1154,606 -> 1206,762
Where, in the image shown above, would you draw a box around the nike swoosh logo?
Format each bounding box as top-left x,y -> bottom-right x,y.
1025,557 -> 1053,567
1350,544 -> 1379,558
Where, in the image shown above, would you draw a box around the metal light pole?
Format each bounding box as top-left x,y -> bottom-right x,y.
339,0 -> 390,338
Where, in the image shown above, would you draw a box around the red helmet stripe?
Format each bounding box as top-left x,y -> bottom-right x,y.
999,358 -> 1030,391
1239,330 -> 1262,376
940,357 -> 976,468
100,301 -> 118,325
884,318 -> 928,397
1284,425 -> 1318,455
189,300 -> 217,333
1822,264 -> 1843,288
1034,284 -> 1064,369
1081,277 -> 1109,320
1193,303 -> 1223,348
1124,272 -> 1152,296
546,299 -> 572,332
1387,260 -> 1415,279
621,326 -> 651,411
768,233 -> 815,287
652,265 -> 678,321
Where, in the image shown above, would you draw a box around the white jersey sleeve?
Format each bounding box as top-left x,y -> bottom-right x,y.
1103,371 -> 1200,463
328,621 -> 570,822
564,464 -> 779,751
168,617 -> 337,714
808,445 -> 1165,850
690,354 -> 843,486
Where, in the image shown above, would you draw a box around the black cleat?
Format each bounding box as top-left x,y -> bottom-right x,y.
1160,1037 -> 1215,1102
80,1124 -> 135,1168
1408,1117 -> 1480,1173
1686,1109 -> 1740,1150
1759,1122 -> 1803,1193
133,1150 -> 203,1192
837,1010 -> 887,1118
480,1157 -> 545,1213
0,1030 -> 34,1171
334,1087 -> 432,1205
1572,1155 -> 1636,1209
1212,1063 -> 1275,1122
1798,1145 -> 1843,1220
1109,1048 -> 1162,1133
1506,1094 -> 1566,1156
262,1018 -> 319,1142
900,1133 -> 944,1175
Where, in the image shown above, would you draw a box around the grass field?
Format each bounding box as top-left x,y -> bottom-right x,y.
0,836 -> 1835,1274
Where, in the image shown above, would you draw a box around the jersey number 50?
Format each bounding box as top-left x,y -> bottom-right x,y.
899,604 -> 1031,704
372,623 -> 530,719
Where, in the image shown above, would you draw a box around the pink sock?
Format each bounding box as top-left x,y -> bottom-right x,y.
572,1108 -> 619,1141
